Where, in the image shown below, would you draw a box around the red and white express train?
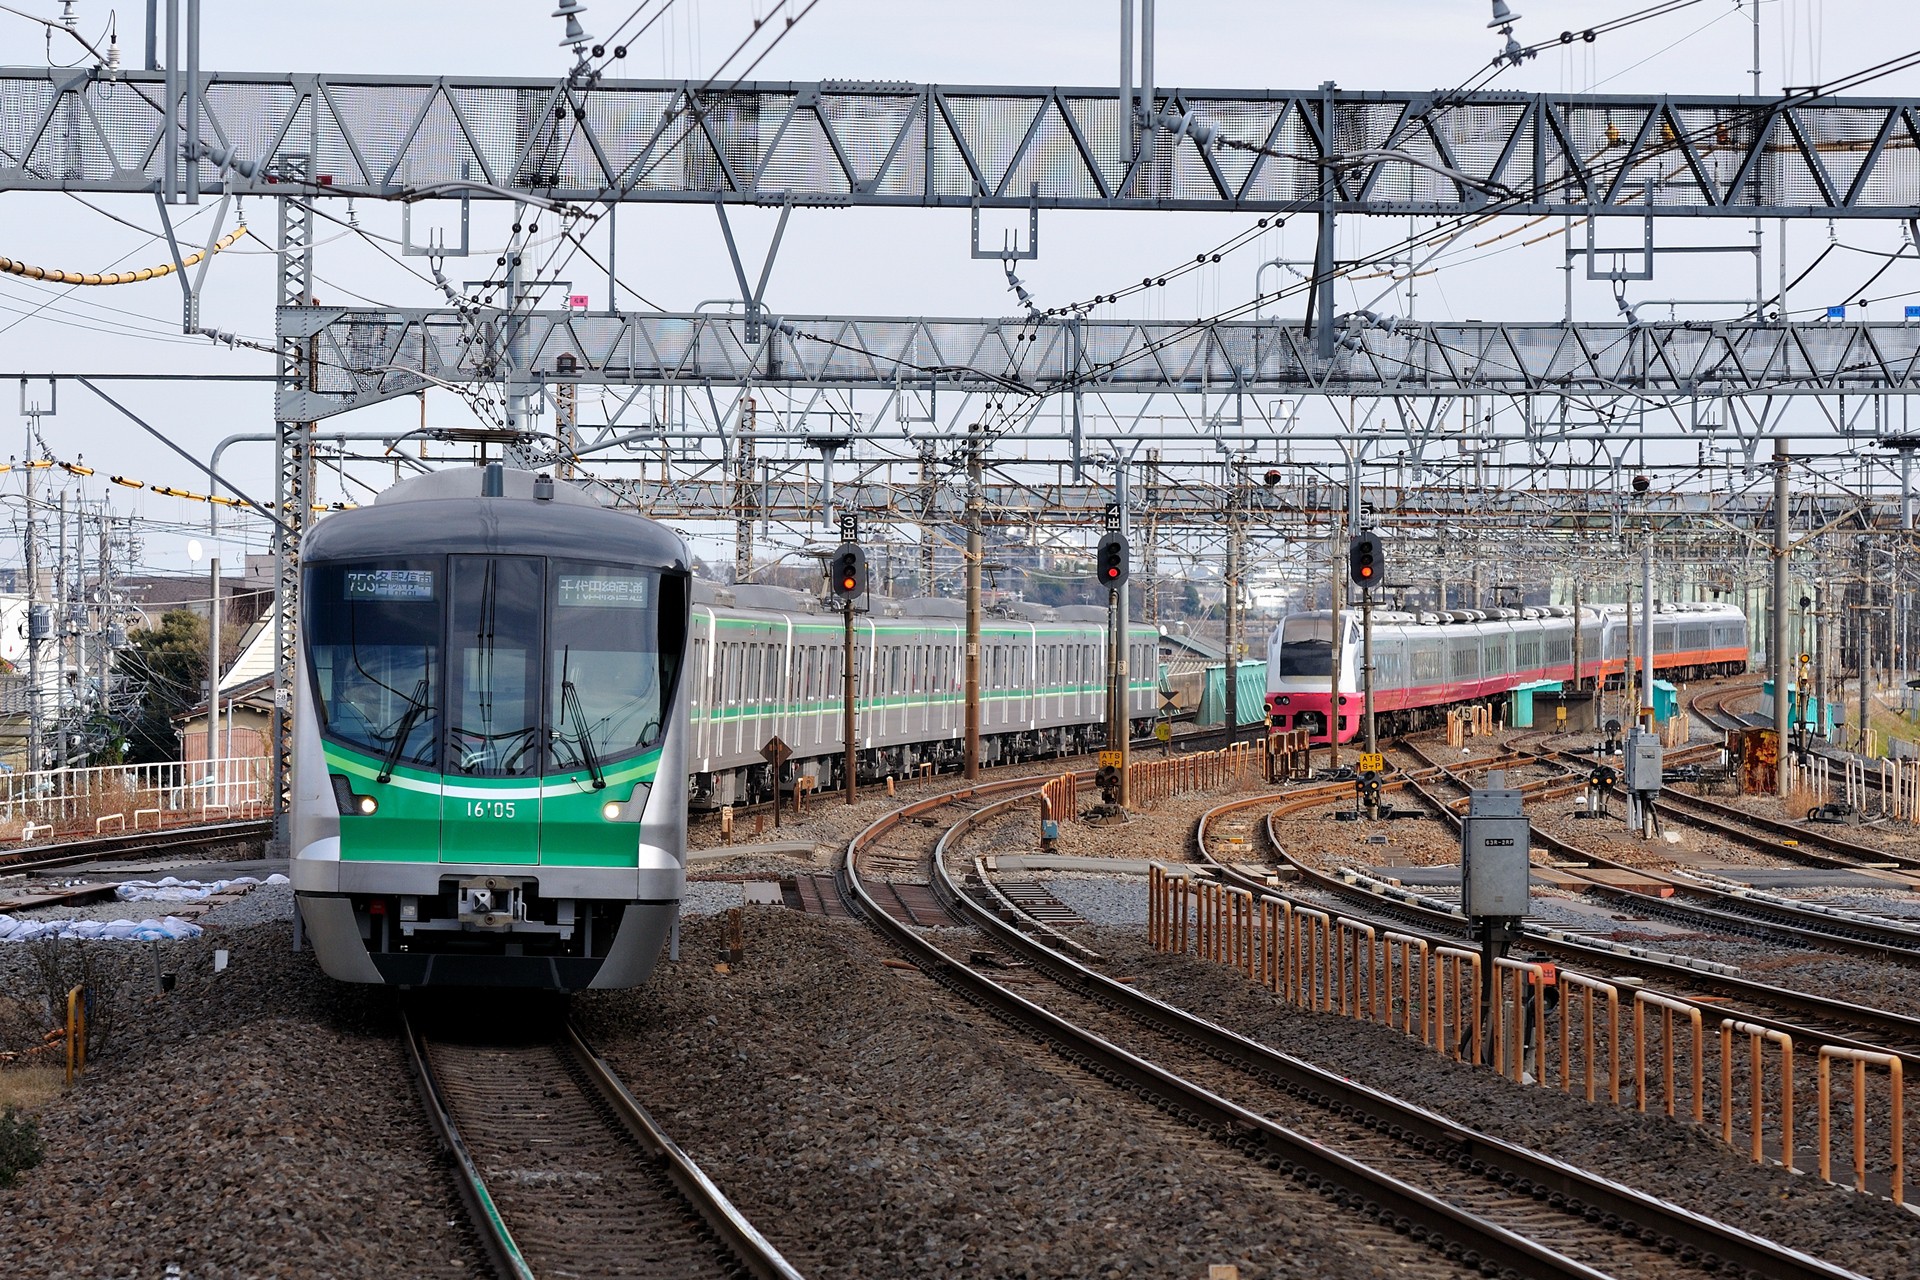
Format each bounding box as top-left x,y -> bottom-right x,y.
1264,602 -> 1749,744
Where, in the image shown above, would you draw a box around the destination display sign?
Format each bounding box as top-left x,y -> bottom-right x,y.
344,569 -> 435,601
558,575 -> 651,609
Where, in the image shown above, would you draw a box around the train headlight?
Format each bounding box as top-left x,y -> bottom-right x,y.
602,801 -> 623,821
357,795 -> 378,815
1278,696 -> 1290,705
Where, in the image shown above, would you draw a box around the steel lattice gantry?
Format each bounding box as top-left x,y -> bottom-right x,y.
278,307 -> 1920,421
6,69 -> 1920,216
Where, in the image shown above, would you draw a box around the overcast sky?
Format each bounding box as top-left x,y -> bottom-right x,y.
0,0 -> 1915,577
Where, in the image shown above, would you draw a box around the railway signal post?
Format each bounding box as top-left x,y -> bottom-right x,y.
831,529 -> 867,805
1350,531 -> 1385,811
1098,503 -> 1131,809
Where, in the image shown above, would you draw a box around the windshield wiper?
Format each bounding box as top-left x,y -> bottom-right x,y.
561,678 -> 605,790
377,677 -> 431,784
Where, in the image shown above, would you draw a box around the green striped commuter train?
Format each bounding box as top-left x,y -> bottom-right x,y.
292,464 -> 1156,991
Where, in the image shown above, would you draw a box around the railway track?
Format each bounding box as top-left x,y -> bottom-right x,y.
1205,778 -> 1920,1067
837,777 -> 1863,1280
404,1010 -> 803,1280
0,817 -> 272,874
1402,741 -> 1920,965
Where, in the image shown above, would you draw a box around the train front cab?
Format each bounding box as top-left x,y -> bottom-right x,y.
291,472 -> 693,990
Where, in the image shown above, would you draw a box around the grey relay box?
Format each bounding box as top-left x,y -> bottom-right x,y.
1461,787 -> 1530,918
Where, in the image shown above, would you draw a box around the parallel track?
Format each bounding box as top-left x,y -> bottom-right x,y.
404,1012 -> 803,1280
1204,780 -> 1920,1066
1405,741 -> 1920,965
839,777 -> 1864,1280
0,818 -> 272,874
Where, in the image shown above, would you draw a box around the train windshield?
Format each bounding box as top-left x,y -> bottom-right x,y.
549,562 -> 679,771
1276,615 -> 1336,678
447,556 -> 545,777
306,560 -> 441,768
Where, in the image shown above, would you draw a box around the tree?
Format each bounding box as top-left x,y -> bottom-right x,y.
115,609 -> 208,764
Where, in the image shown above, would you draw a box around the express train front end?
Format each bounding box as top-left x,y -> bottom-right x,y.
291,466 -> 691,990
1264,611 -> 1362,744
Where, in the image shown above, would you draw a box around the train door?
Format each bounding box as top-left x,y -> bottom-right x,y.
442,555 -> 543,865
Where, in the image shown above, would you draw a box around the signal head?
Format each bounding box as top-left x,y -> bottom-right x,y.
829,542 -> 867,600
1095,531 -> 1130,587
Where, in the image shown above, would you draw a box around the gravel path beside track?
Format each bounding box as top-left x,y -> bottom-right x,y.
0,901 -> 481,1280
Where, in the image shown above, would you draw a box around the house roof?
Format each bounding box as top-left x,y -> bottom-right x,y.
1158,630 -> 1225,661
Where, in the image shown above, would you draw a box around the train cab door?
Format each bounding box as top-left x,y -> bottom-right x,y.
442,555 -> 545,866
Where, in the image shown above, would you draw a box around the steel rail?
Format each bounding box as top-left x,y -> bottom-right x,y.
1406,741 -> 1920,962
560,1021 -> 808,1280
1198,784 -> 1920,1066
837,777 -> 1619,1280
401,1011 -> 805,1280
940,796 -> 1867,1280
0,818 -> 273,872
400,1011 -> 538,1280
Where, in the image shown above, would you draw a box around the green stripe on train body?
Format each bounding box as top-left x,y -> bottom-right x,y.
323,741 -> 663,868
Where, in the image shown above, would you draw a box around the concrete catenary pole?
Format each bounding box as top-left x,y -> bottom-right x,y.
1773,440 -> 1791,796
964,438 -> 983,779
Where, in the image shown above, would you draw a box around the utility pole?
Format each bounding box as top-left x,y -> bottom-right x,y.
1772,439 -> 1791,796
97,516 -> 112,753
1362,584 -> 1376,756
918,450 -> 937,596
22,433 -> 41,774
734,395 -> 756,583
1113,461 -> 1132,806
1641,516 -> 1654,725
1327,516 -> 1342,769
843,595 -> 857,804
964,435 -> 982,780
271,153 -> 315,853
1223,471 -> 1240,746
56,490 -> 68,767
206,505 -> 222,770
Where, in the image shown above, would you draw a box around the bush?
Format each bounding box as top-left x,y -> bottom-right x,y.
0,1106 -> 43,1187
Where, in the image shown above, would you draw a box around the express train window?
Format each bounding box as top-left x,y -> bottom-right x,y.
448,556 -> 544,777
305,559 -> 441,769
1276,616 -> 1335,678
548,562 -> 682,772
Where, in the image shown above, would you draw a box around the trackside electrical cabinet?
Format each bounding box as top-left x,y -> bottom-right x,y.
1461,786 -> 1530,919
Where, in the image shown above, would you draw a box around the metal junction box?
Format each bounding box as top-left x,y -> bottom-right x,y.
1623,730 -> 1663,793
1461,787 -> 1530,919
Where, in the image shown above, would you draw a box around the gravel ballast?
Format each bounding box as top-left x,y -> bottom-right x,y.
0,899 -> 482,1280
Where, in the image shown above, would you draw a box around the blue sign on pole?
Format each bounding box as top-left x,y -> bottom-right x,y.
1827,305 -> 1848,320
1908,305 -> 1920,320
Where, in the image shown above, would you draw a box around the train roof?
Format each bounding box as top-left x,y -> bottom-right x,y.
305,465 -> 688,568
1274,601 -> 1746,630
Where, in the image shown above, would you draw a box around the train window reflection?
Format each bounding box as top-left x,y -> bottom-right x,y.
448,556 -> 544,777
1277,615 -> 1335,678
550,562 -> 671,771
306,559 -> 441,769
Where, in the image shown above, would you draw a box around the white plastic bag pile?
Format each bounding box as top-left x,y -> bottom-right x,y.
115,873 -> 289,903
0,914 -> 203,941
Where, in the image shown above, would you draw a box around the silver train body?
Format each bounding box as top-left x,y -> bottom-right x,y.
685,583 -> 1160,808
